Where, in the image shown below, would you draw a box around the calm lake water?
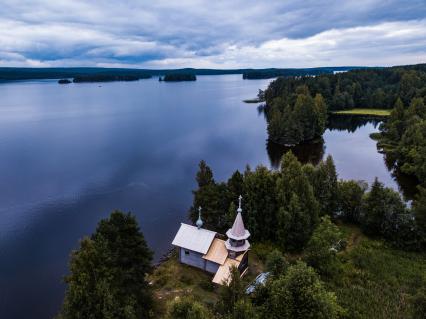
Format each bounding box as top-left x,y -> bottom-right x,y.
0,75 -> 403,318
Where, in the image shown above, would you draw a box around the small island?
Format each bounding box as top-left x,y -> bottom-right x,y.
159,73 -> 196,82
72,74 -> 150,83
58,79 -> 71,84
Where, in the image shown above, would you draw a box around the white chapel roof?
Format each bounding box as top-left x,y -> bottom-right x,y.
172,223 -> 216,254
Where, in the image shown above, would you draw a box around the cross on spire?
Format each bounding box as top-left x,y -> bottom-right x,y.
237,195 -> 242,213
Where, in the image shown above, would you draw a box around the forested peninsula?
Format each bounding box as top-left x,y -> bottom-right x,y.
263,63 -> 426,146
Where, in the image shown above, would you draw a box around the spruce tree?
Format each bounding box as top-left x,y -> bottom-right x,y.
276,152 -> 319,251
311,156 -> 339,216
361,178 -> 406,237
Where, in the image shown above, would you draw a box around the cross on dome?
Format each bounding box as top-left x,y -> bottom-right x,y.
196,206 -> 203,229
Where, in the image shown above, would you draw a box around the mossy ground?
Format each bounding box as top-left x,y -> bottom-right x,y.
328,224 -> 426,319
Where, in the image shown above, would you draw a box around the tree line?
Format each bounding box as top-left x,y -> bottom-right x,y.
190,153 -> 425,252
242,67 -> 356,80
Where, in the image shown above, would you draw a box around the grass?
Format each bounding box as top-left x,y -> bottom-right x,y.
333,108 -> 391,116
149,248 -> 265,317
327,224 -> 426,319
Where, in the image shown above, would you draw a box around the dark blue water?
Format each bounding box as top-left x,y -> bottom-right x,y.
0,75 -> 400,318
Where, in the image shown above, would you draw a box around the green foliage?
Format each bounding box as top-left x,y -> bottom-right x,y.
243,166 -> 278,241
266,89 -> 328,145
230,300 -> 259,319
190,161 -> 229,232
276,152 -> 320,250
265,249 -> 287,276
411,286 -> 426,319
264,64 -> 426,111
59,211 -> 153,319
413,187 -> 426,235
305,216 -> 344,277
361,178 -> 406,236
337,180 -> 367,223
310,155 -> 339,216
378,97 -> 426,188
167,297 -> 212,319
262,261 -> 344,319
328,238 -> 426,319
218,266 -> 245,315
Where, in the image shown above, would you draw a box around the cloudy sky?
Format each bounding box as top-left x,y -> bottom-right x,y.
1,0 -> 425,68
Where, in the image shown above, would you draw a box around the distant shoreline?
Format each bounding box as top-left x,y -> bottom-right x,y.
0,66 -> 369,82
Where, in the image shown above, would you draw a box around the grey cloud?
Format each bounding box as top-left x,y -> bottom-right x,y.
0,0 -> 425,67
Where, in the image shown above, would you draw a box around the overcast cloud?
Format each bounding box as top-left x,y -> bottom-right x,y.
0,0 -> 425,68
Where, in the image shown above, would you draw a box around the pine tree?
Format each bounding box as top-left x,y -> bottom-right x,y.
59,211 -> 153,319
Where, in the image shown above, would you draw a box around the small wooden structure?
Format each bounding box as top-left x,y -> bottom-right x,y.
172,196 -> 250,285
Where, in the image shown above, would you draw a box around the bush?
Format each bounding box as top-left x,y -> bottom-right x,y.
167,297 -> 212,319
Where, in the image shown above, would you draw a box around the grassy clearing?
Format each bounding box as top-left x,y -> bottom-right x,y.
150,226 -> 425,318
333,108 -> 391,116
328,224 -> 426,319
149,248 -> 265,317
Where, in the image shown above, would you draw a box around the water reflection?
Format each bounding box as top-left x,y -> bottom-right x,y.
327,114 -> 382,132
266,115 -> 418,200
267,138 -> 325,169
382,150 -> 419,200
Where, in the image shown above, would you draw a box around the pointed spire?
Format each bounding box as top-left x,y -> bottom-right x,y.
226,195 -> 250,240
225,195 -> 251,253
196,206 -> 203,229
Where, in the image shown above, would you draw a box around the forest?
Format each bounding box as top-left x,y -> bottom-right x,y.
263,63 -> 426,145
242,67 -> 358,79
72,74 -> 143,82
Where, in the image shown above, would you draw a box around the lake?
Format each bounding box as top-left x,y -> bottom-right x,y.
0,75 -> 404,318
